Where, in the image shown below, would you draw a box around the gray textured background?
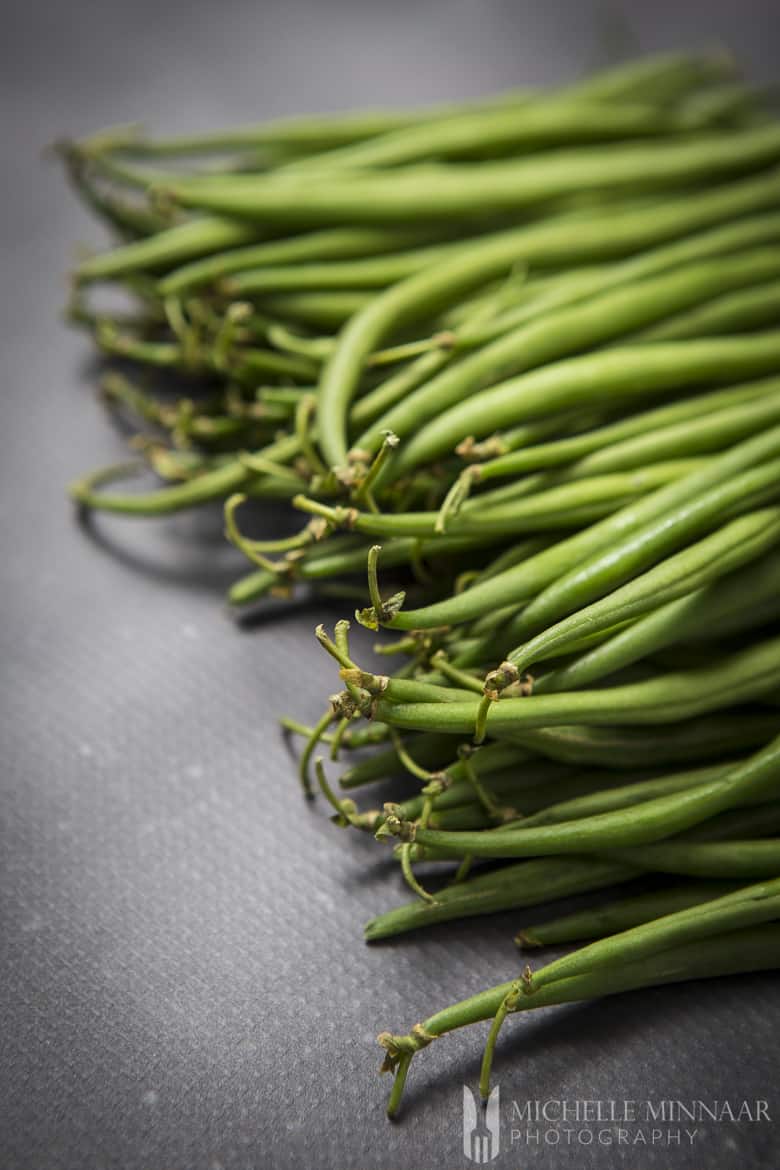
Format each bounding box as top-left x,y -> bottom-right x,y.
2,2 -> 779,1168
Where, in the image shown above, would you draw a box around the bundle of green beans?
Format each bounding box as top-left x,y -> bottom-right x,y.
62,49 -> 780,1119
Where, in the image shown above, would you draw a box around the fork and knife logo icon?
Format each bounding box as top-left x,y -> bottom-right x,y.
463,1084 -> 500,1162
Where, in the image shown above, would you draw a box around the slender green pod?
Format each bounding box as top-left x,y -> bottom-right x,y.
507,508 -> 780,677
357,247 -> 780,456
379,924 -> 780,1116
382,730 -> 780,859
394,330 -> 780,472
536,548 -> 780,694
158,225 -> 440,293
372,635 -> 780,739
75,216 -> 261,282
164,124 -> 780,225
517,881 -> 740,947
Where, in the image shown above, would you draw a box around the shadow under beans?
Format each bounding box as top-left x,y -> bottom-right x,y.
74,502 -> 245,593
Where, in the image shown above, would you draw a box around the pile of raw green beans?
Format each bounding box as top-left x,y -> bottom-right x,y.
62,50 -> 780,1118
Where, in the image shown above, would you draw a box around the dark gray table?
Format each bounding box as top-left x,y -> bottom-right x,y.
2,2 -> 779,1167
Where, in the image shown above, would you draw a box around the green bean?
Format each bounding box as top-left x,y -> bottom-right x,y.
75,216 -> 261,283
511,715 -> 780,771
517,762 -> 758,829
424,771 -> 663,831
69,429 -> 302,514
401,764 -> 582,823
286,100 -> 701,171
536,548 -> 780,694
341,738 -> 531,791
101,88 -> 540,158
602,838 -> 780,878
456,206 -> 780,351
380,924 -> 780,1116
394,330 -> 780,472
357,246 -> 780,457
158,226 -> 440,294
632,274 -> 780,341
479,373 -> 780,471
372,633 -> 780,740
225,241 -> 469,295
524,877 -> 780,993
566,52 -> 735,105
560,385 -> 780,476
507,508 -> 780,678
364,856 -> 635,941
230,346 -> 319,383
165,124 -> 780,225
517,881 -> 741,947
375,425 -> 780,632
300,461 -> 701,542
381,728 -> 780,860
256,290 -> 373,329
59,149 -> 170,239
507,425 -> 780,646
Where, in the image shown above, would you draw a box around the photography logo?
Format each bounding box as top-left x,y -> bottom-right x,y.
463,1084 -> 500,1162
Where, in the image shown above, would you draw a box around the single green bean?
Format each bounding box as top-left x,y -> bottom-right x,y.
372,634 -> 780,740
75,216 -> 261,283
158,226 -> 439,294
164,124 -> 780,226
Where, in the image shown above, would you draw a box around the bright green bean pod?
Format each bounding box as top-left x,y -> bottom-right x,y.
507,427 -> 780,645
633,275 -> 780,341
164,124 -> 780,226
508,508 -> 780,677
378,428 -> 780,631
286,100 -> 700,171
299,461 -> 700,541
226,240 -> 462,294
256,290 -> 372,329
566,386 -> 780,476
517,761 -> 760,828
158,226 -> 439,294
478,374 -> 780,475
380,923 -> 780,1117
394,330 -> 780,472
536,548 -> 780,694
75,216 -> 261,283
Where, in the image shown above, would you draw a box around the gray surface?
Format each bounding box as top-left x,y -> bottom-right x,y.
2,2 -> 780,1168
